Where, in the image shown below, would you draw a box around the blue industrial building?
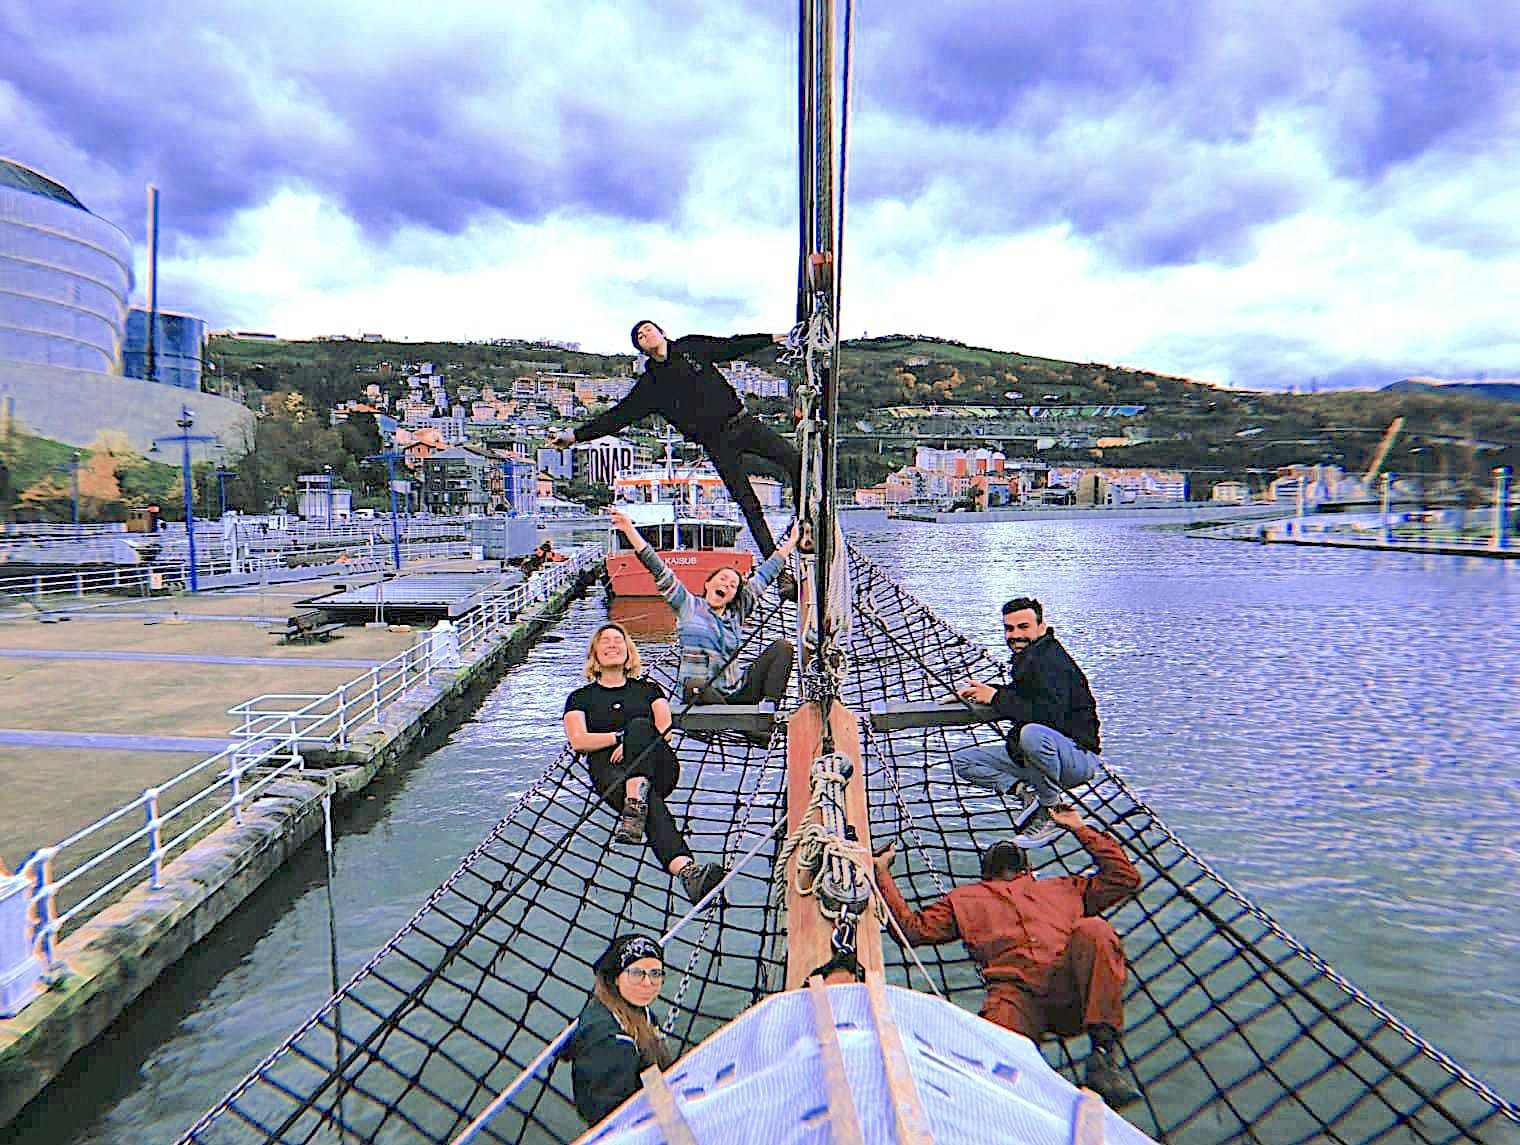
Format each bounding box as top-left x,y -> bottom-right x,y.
124,308 -> 206,390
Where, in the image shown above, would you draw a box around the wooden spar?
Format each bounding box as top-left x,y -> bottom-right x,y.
864,970 -> 934,1144
783,697 -> 882,988
637,1065 -> 699,1145
807,975 -> 867,1145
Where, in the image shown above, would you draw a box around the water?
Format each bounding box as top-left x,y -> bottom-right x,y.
12,515 -> 1519,1142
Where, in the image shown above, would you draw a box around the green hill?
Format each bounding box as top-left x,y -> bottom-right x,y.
209,333 -> 1520,502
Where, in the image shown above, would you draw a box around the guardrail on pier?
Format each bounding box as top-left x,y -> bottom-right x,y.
7,552 -> 599,999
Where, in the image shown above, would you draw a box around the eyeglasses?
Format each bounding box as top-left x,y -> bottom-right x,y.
622,967 -> 665,983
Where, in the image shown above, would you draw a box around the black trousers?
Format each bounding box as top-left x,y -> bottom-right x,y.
702,415 -> 801,557
722,640 -> 795,704
586,717 -> 690,869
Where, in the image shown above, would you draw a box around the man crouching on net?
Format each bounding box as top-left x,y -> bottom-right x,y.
873,806 -> 1144,1107
950,595 -> 1104,846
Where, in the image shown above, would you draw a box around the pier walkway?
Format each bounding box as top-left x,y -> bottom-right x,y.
0,572 -> 417,865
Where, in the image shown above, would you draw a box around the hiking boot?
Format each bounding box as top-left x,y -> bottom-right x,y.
1013,806 -> 1063,848
775,570 -> 799,602
614,792 -> 648,845
1084,1045 -> 1142,1107
679,861 -> 725,904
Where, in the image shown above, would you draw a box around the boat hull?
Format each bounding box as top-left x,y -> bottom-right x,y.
606,548 -> 755,597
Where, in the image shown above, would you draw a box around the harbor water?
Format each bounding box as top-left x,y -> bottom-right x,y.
12,513 -> 1519,1142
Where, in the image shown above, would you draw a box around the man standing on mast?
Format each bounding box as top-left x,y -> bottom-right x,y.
552,321 -> 802,588
874,807 -> 1144,1107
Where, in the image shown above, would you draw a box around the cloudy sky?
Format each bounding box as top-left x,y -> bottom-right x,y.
8,0 -> 1520,389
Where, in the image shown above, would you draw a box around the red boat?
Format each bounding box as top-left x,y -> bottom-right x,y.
604,501 -> 754,597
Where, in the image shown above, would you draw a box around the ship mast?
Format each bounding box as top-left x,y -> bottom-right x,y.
782,0 -> 880,989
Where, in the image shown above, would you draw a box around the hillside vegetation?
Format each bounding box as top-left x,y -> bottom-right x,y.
209,333 -> 1520,504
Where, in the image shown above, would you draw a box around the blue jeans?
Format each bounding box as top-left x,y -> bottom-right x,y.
951,723 -> 1102,807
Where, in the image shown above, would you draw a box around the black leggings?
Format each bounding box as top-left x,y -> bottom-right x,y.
703,415 -> 801,557
723,640 -> 795,705
586,717 -> 690,869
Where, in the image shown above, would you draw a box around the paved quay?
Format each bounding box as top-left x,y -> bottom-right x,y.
0,555 -> 601,1126
0,575 -> 415,863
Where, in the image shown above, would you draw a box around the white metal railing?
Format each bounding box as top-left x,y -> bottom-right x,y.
10,551 -> 598,983
0,537 -> 476,603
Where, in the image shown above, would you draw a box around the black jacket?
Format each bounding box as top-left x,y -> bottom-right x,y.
990,628 -> 1101,754
565,997 -> 652,1126
573,333 -> 774,445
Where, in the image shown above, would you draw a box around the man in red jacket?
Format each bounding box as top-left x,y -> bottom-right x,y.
873,805 -> 1143,1107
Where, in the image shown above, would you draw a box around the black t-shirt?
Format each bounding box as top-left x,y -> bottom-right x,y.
564,677 -> 667,734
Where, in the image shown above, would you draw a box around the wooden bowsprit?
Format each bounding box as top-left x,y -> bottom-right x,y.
783,526 -> 879,989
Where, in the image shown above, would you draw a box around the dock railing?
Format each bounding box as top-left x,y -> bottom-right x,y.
7,551 -> 598,999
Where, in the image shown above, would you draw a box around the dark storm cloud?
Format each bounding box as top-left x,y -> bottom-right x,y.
0,2 -> 751,248
847,0 -> 1520,270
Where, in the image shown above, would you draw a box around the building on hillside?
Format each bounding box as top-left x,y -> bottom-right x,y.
395,425 -> 450,470
575,376 -> 635,405
1211,481 -> 1250,504
720,361 -> 789,398
1048,466 -> 1188,505
421,444 -> 493,514
489,452 -> 538,515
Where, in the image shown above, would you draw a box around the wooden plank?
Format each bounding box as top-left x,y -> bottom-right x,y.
807,976 -> 866,1145
638,1064 -> 699,1145
668,700 -> 776,734
784,702 -> 882,988
1072,1090 -> 1107,1145
863,971 -> 934,1144
868,699 -> 997,731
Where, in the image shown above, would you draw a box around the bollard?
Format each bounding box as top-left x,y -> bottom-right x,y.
1493,467 -> 1512,551
0,871 -> 43,1016
429,618 -> 462,670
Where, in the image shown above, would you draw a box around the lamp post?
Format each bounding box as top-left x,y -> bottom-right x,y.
53,452 -> 81,540
152,406 -> 216,592
365,451 -> 407,571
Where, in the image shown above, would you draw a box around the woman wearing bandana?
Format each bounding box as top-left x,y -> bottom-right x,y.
564,934 -> 674,1126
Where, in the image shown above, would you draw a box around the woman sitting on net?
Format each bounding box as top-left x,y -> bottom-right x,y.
563,622 -> 725,904
609,509 -> 797,724
564,933 -> 674,1127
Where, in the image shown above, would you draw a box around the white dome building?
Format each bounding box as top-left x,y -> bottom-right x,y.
0,158 -> 133,373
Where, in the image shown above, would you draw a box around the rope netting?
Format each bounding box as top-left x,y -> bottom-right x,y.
180,551 -> 1519,1145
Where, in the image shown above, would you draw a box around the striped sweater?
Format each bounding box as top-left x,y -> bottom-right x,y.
636,545 -> 784,693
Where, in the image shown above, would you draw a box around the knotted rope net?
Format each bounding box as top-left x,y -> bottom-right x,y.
180,550 -> 1519,1145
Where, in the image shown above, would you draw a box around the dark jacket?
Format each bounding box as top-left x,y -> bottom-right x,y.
573,333 -> 774,445
564,997 -> 652,1126
877,823 -> 1139,994
990,628 -> 1101,754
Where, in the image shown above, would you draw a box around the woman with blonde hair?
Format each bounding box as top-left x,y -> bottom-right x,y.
563,622 -> 724,903
563,933 -> 674,1125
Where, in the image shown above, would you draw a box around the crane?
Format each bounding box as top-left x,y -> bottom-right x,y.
1363,416 -> 1406,485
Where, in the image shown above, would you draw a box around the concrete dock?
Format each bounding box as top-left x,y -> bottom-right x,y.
0,555 -> 601,1126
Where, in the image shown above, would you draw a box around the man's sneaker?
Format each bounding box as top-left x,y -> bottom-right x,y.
775,570 -> 799,602
1084,1045 -> 1142,1107
679,861 -> 726,904
1013,806 -> 1063,848
1006,781 -> 1039,813
614,794 -> 647,845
